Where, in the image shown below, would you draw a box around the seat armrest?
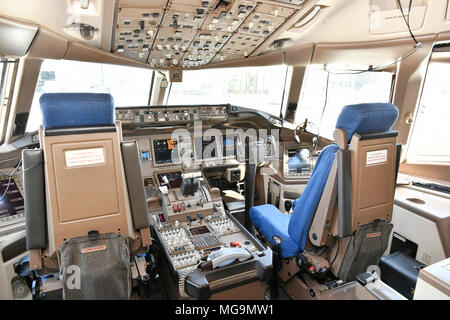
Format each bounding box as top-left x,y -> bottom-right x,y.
22,149 -> 46,251
121,141 -> 150,230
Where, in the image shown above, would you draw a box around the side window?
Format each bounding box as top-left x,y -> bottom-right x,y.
296,65 -> 393,140
26,59 -> 154,132
406,62 -> 450,163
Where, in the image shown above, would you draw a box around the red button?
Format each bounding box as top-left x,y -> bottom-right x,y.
177,203 -> 182,212
173,204 -> 178,213
309,266 -> 315,272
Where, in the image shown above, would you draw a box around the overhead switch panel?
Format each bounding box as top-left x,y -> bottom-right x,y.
113,0 -> 306,69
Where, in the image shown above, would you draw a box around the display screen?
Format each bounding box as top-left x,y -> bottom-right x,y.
288,148 -> 311,174
153,139 -> 180,164
0,179 -> 24,219
222,135 -> 238,157
189,226 -> 210,235
156,171 -> 183,189
195,136 -> 218,159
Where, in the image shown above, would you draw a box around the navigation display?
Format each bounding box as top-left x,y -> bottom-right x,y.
156,171 -> 183,189
195,136 -> 218,160
222,135 -> 238,157
287,148 -> 311,174
153,139 -> 180,164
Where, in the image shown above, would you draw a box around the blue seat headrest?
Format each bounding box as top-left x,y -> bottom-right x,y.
39,93 -> 115,129
335,103 -> 399,142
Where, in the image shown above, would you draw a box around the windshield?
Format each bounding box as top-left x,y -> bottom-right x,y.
26,59 -> 154,132
166,65 -> 289,117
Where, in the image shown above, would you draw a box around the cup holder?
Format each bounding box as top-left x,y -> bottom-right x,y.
406,197 -> 425,204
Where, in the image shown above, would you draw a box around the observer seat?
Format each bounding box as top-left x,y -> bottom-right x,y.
22,93 -> 151,299
250,102 -> 400,283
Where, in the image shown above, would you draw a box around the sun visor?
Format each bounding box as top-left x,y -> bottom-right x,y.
0,16 -> 38,57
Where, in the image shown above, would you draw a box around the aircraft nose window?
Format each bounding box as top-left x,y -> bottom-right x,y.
167,65 -> 289,117
26,59 -> 154,133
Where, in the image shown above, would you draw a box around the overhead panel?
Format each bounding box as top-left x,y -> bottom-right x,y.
238,11 -> 286,37
183,31 -> 231,67
212,32 -> 265,63
149,27 -> 197,67
113,0 -> 307,69
202,0 -> 255,33
256,3 -> 296,18
113,7 -> 163,62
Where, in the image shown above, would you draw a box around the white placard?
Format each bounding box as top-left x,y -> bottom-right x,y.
65,148 -> 105,168
369,6 -> 427,35
366,149 -> 387,165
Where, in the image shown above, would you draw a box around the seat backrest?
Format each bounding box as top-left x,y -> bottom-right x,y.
334,103 -> 399,236
37,93 -> 135,255
287,143 -> 339,252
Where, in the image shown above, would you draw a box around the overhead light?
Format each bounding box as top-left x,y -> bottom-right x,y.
272,38 -> 290,49
80,0 -> 89,9
293,5 -> 321,28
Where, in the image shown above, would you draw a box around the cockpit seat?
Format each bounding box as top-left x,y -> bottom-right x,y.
250,144 -> 339,258
22,92 -> 151,299
250,103 -> 399,260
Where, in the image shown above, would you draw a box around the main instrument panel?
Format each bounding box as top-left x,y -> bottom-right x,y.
116,105 -> 228,126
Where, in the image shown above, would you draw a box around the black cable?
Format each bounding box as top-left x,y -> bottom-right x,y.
325,1 -> 421,76
324,44 -> 421,76
279,64 -> 290,118
0,158 -> 43,202
407,0 -> 413,26
0,159 -> 43,177
317,70 -> 330,139
397,0 -> 419,45
330,238 -> 340,267
0,160 -> 21,202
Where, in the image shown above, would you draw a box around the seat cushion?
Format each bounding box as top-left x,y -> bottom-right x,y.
250,204 -> 299,258
40,93 -> 115,129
